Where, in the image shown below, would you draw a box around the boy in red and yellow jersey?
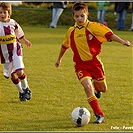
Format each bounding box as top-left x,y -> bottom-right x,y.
55,2 -> 131,124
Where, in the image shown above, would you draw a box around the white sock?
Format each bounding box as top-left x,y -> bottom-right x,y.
20,78 -> 28,90
15,82 -> 24,93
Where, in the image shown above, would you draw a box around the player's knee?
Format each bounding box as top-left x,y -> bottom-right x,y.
16,70 -> 24,77
101,86 -> 107,93
102,89 -> 106,93
96,81 -> 107,93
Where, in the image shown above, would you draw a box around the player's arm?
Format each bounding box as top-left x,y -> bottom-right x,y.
109,34 -> 131,46
20,37 -> 32,48
55,46 -> 67,68
55,29 -> 71,67
15,22 -> 32,48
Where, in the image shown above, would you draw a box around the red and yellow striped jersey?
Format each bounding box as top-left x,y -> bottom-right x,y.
62,19 -> 113,62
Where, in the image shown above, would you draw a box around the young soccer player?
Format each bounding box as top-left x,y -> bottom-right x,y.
55,2 -> 131,124
0,2 -> 32,102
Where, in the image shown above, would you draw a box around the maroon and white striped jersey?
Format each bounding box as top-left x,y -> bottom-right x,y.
0,19 -> 24,64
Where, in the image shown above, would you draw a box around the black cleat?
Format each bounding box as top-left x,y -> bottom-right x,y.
95,90 -> 102,98
19,92 -> 26,102
23,87 -> 32,100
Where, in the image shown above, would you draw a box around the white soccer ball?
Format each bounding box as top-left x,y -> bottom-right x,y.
71,107 -> 91,127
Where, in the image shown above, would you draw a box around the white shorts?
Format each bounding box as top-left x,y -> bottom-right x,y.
3,55 -> 25,78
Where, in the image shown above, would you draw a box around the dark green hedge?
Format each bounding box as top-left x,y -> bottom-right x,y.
12,8 -> 132,30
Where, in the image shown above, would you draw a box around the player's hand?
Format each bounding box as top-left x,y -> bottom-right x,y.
55,60 -> 61,68
21,37 -> 32,48
25,40 -> 32,48
123,41 -> 131,47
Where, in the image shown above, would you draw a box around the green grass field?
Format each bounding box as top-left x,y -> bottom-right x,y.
0,26 -> 132,132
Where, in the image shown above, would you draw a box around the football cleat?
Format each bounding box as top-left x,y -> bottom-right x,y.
94,90 -> 102,98
19,92 -> 26,102
94,114 -> 105,124
23,87 -> 32,100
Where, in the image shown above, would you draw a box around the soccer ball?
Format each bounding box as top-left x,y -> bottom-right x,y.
71,107 -> 91,127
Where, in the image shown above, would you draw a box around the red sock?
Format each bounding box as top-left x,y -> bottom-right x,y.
87,95 -> 104,116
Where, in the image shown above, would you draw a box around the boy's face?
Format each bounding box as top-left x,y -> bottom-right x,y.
73,9 -> 88,26
0,7 -> 10,22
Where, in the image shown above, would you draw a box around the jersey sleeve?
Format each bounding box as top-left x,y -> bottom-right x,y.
61,27 -> 72,49
14,21 -> 24,39
88,22 -> 114,42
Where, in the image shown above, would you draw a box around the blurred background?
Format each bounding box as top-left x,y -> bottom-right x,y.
3,1 -> 133,30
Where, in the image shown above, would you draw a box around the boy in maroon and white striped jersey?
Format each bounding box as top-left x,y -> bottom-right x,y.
0,2 -> 32,101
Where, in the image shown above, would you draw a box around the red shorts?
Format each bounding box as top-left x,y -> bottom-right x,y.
74,57 -> 105,83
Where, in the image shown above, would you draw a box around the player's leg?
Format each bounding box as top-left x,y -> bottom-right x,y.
81,78 -> 105,124
13,55 -> 32,100
16,69 -> 32,100
93,80 -> 107,98
11,71 -> 26,101
3,62 -> 26,101
75,63 -> 104,124
16,70 -> 28,89
11,71 -> 24,93
92,57 -> 107,98
3,62 -> 24,93
94,80 -> 107,93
